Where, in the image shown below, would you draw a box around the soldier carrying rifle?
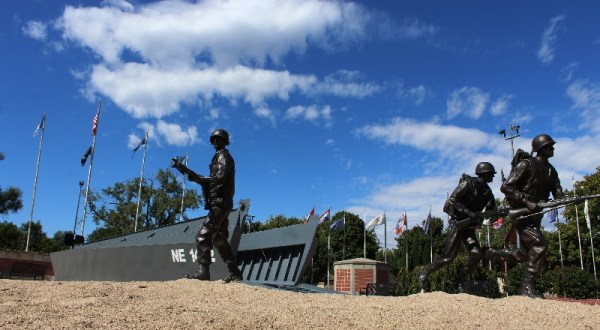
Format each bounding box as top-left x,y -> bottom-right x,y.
171,128 -> 243,283
500,134 -> 565,298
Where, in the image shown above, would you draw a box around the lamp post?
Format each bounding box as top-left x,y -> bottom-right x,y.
498,122 -> 520,158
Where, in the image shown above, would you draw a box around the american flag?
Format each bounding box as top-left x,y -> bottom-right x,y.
91,111 -> 99,136
493,217 -> 503,229
395,213 -> 407,235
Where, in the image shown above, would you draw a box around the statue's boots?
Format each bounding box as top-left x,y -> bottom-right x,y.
184,264 -> 210,281
519,274 -> 544,299
222,262 -> 243,283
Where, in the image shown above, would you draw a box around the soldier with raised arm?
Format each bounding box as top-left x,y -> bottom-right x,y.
172,128 -> 243,283
500,134 -> 564,298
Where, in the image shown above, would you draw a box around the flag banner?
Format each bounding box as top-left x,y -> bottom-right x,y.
367,213 -> 385,229
547,209 -> 558,223
422,211 -> 431,233
132,131 -> 149,155
33,114 -> 46,137
91,111 -> 99,136
304,206 -> 315,224
319,208 -> 331,224
395,213 -> 407,235
584,200 -> 592,230
330,218 -> 343,232
81,145 -> 93,166
493,217 -> 503,229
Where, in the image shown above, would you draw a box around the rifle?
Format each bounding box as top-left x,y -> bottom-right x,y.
476,193 -> 600,225
171,157 -> 211,209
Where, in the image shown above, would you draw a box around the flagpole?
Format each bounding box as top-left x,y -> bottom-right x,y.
384,211 -> 387,263
363,209 -> 366,259
585,201 -> 597,280
134,132 -> 149,232
327,230 -> 331,289
556,213 -> 565,295
342,211 -> 346,260
80,99 -> 102,237
179,153 -> 188,222
429,206 -> 433,263
573,176 -> 584,270
404,212 -> 408,272
25,114 -> 46,252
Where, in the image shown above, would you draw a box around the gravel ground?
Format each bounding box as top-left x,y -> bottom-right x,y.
1,279 -> 599,329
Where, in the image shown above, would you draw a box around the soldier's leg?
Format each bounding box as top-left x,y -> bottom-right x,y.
459,235 -> 484,281
185,220 -> 214,280
419,224 -> 461,291
210,207 -> 243,283
518,225 -> 546,298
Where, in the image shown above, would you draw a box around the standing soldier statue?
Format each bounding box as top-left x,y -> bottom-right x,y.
500,133 -> 564,298
419,162 -> 498,293
172,129 -> 243,283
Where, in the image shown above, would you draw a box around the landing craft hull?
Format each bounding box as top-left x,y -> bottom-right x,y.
51,200 -> 321,286
51,200 -> 249,281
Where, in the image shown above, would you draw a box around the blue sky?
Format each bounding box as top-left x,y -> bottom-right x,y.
2,0 -> 600,249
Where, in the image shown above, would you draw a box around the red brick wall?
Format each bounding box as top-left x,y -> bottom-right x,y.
376,269 -> 389,284
354,268 -> 374,292
335,269 -> 351,291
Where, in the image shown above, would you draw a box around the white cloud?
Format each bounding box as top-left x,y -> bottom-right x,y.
537,15 -> 566,64
284,105 -> 332,125
490,95 -> 514,116
253,105 -> 277,126
101,0 -> 134,12
22,21 -> 47,40
566,79 -> 600,134
446,86 -> 490,119
89,63 -> 316,119
46,0 -> 434,121
397,83 -> 431,106
313,70 -> 381,98
156,120 -> 198,146
356,117 -> 495,157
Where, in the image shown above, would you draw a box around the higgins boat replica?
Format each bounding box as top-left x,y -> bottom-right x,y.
50,200 -> 320,287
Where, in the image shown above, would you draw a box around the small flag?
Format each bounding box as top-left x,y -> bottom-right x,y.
132,131 -> 149,156
81,145 -> 93,166
547,209 -> 558,223
366,212 -> 385,230
304,206 -> 315,224
493,217 -> 504,229
584,200 -> 592,230
329,218 -> 343,232
422,211 -> 431,233
91,111 -> 99,136
174,155 -> 188,165
33,114 -> 46,137
319,208 -> 331,224
395,212 -> 407,235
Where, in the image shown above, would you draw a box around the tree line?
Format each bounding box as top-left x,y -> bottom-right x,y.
2,148 -> 599,297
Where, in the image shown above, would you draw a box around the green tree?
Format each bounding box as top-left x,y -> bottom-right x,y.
87,168 -> 202,242
310,212 -> 379,285
0,152 -> 23,214
0,221 -> 24,250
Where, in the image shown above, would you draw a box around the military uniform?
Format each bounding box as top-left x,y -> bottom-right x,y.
419,162 -> 497,292
186,129 -> 242,282
500,134 -> 564,298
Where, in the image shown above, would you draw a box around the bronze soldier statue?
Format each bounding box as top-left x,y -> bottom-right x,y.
172,128 -> 243,283
418,162 -> 498,293
500,134 -> 564,298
